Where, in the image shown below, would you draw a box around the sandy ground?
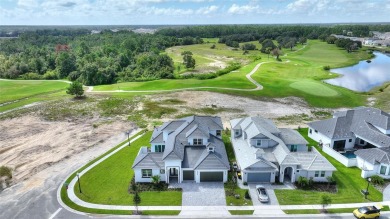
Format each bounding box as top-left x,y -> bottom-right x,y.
149,91 -> 331,129
0,115 -> 134,192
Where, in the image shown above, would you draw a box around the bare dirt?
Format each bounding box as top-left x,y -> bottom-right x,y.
0,114 -> 134,191
148,91 -> 335,129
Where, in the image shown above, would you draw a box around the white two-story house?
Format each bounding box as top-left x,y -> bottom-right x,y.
132,116 -> 230,183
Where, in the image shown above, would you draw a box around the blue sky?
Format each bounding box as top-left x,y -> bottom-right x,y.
0,0 -> 389,25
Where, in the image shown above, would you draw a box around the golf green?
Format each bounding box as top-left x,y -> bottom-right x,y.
289,81 -> 339,97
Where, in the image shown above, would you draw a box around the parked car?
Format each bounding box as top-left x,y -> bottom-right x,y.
255,185 -> 269,203
353,205 -> 381,219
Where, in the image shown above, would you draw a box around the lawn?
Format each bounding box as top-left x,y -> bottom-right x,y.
229,210 -> 254,215
274,128 -> 383,205
0,80 -> 69,112
74,131 -> 182,206
94,40 -> 369,108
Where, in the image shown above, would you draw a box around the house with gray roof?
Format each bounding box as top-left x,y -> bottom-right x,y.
308,107 -> 390,151
230,116 -> 335,183
132,116 -> 229,183
354,147 -> 390,179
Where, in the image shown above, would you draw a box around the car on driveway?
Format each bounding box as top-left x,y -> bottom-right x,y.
255,185 -> 269,203
353,205 -> 381,219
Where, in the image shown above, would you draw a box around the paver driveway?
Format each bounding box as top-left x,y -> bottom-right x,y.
170,182 -> 226,206
248,184 -> 280,206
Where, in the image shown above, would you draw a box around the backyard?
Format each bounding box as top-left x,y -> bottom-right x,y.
274,128 -> 383,205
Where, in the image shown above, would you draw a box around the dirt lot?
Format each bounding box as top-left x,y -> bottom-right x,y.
148,91 -> 332,128
0,114 -> 133,188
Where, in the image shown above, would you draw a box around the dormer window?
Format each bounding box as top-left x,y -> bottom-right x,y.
256,140 -> 262,146
208,146 -> 215,153
216,130 -> 221,137
193,138 -> 203,145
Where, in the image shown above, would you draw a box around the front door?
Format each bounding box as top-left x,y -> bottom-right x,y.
170,168 -> 178,176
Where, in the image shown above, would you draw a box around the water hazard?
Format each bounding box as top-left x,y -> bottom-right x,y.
325,52 -> 390,92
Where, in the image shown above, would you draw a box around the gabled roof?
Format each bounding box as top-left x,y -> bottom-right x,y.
355,147 -> 390,165
308,107 -> 390,147
279,128 -> 309,145
132,152 -> 164,169
230,116 -> 335,173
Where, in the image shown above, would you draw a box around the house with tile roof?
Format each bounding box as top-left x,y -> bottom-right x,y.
230,116 -> 335,183
355,147 -> 390,178
132,116 -> 230,183
308,107 -> 390,151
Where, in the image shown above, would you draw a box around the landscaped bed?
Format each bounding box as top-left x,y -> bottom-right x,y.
274,128 -> 383,205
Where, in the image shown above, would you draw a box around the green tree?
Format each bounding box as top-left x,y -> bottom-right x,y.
320,194 -> 332,213
271,48 -> 283,60
181,51 -> 196,69
66,81 -> 84,98
55,52 -> 76,78
133,192 -> 141,215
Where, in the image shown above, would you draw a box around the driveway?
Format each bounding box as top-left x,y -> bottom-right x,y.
170,182 -> 226,206
248,184 -> 280,206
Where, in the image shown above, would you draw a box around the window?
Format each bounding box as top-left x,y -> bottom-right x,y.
315,130 -> 318,133
380,166 -> 387,175
256,140 -> 262,146
154,145 -> 165,152
160,169 -> 165,174
349,139 -> 352,142
309,129 -> 312,134
360,139 -> 365,144
142,169 -> 152,178
193,138 -> 203,145
296,170 -> 300,173
235,130 -> 239,136
290,145 -> 298,152
216,130 -> 221,136
320,171 -> 325,177
314,171 -> 319,177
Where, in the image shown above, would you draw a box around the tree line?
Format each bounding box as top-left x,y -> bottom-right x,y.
0,30 -> 203,85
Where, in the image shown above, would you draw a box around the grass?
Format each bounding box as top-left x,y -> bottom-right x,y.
139,210 -> 181,215
283,205 -> 390,214
274,128 -> 383,205
94,40 -> 371,108
229,210 -> 254,215
73,131 -> 181,206
0,80 -> 69,104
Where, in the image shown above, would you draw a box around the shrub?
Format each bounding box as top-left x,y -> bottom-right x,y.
20,72 -> 42,80
297,176 -> 308,188
0,166 -> 12,179
43,70 -> 59,80
370,175 -> 385,186
245,190 -> 251,200
323,65 -> 330,70
210,44 -> 216,49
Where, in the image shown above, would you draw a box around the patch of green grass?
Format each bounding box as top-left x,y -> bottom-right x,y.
0,80 -> 68,104
142,101 -> 178,119
97,97 -> 136,116
73,131 -> 182,206
139,210 -> 181,215
289,81 -> 339,97
275,128 -> 382,205
225,183 -> 252,206
160,98 -> 186,105
229,210 -> 254,215
175,113 -> 194,119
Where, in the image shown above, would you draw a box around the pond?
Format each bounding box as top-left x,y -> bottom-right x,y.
325,52 -> 390,92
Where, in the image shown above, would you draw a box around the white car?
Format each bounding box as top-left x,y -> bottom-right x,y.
256,185 -> 269,203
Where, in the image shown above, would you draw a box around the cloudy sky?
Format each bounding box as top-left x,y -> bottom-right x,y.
0,0 -> 389,25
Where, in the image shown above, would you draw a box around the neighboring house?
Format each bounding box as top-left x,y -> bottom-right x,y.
355,147 -> 390,178
308,107 -> 390,151
132,116 -> 229,184
230,116 -> 335,183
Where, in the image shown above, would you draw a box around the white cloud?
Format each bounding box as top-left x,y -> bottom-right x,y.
196,5 -> 218,14
228,3 -> 260,14
17,0 -> 38,8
